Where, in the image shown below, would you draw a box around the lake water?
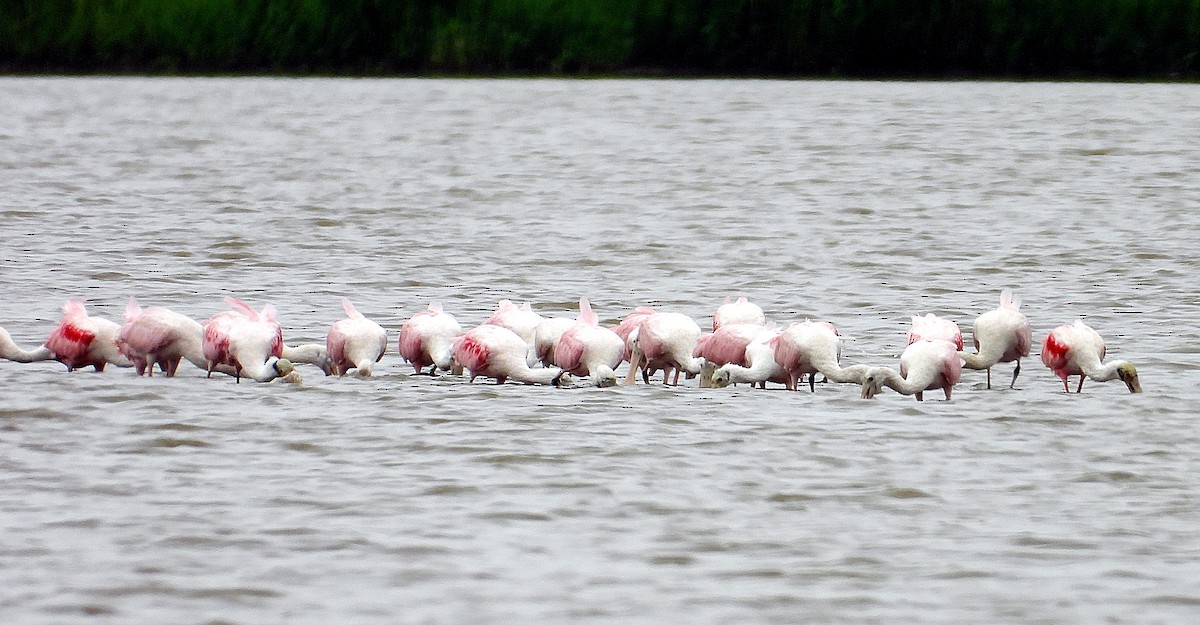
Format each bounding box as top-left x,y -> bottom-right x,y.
2,77 -> 1199,624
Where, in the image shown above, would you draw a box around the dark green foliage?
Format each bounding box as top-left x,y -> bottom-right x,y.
0,0 -> 1197,77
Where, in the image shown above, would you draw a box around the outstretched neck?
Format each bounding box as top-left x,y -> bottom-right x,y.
720,358 -> 779,384
0,328 -> 54,363
809,351 -> 869,385
511,365 -> 566,386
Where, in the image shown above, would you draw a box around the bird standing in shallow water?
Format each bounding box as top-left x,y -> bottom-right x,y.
116,298 -> 210,377
398,302 -> 463,375
452,324 -> 571,386
1041,319 -> 1141,393
202,297 -> 295,383
959,289 -> 1032,389
772,320 -> 869,392
44,300 -> 132,372
553,298 -> 624,387
623,311 -> 705,386
326,299 -> 388,377
861,339 -> 963,401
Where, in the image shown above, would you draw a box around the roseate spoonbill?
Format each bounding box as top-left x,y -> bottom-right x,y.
861,339 -> 963,401
532,316 -> 576,368
553,297 -> 624,387
959,289 -> 1033,389
44,300 -> 133,372
483,300 -> 543,346
710,326 -> 788,389
398,302 -> 463,375
614,306 -> 655,363
116,298 -> 213,376
326,299 -> 388,377
623,311 -> 705,386
0,326 -> 54,363
908,313 -> 964,349
1041,320 -> 1141,393
772,320 -> 870,391
202,297 -> 296,383
451,324 -> 571,386
712,296 -> 766,331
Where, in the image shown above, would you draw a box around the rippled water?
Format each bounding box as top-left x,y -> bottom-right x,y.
2,78 -> 1200,624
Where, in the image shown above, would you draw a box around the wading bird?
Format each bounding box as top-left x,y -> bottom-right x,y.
452,324 -> 571,386
44,300 -> 132,372
959,289 -> 1032,389
398,302 -> 463,375
1041,319 -> 1141,393
623,311 -> 705,385
202,298 -> 295,383
554,298 -> 624,387
326,299 -> 388,377
861,339 -> 963,401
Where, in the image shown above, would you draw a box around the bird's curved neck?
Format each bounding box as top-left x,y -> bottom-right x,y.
1083,358 -> 1127,382
878,367 -> 933,395
0,329 -> 54,363
959,343 -> 1005,370
511,365 -> 563,386
811,353 -> 869,385
721,358 -> 779,384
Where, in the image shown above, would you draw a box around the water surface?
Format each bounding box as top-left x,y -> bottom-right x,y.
2,78 -> 1199,624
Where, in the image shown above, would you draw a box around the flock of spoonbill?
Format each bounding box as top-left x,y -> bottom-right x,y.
0,290 -> 1142,398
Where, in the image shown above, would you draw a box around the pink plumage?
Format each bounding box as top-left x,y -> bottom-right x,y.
695,323 -> 762,368
908,313 -> 963,350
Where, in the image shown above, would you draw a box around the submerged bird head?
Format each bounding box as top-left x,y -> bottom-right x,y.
710,367 -> 733,389
593,366 -> 618,388
552,370 -> 575,388
1116,362 -> 1142,393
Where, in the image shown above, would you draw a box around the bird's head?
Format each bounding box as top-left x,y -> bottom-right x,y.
710,367 -> 733,389
552,370 -> 575,388
1117,362 -> 1142,393
860,368 -> 886,399
591,365 -> 618,388
272,358 -> 295,377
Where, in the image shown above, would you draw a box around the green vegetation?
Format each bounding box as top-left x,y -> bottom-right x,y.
2,0 -> 1198,77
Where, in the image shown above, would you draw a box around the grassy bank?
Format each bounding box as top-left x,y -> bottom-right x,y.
2,0 -> 1198,77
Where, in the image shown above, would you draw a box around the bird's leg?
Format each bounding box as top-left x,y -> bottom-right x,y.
671,368 -> 681,386
808,372 -> 816,393
94,362 -> 106,372
985,367 -> 991,389
943,387 -> 952,400
1061,377 -> 1070,393
1009,360 -> 1021,390
916,391 -> 924,401
1076,376 -> 1085,393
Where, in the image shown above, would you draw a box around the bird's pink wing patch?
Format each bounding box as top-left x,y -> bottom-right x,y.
701,327 -> 754,367
453,333 -> 491,373
1040,328 -> 1071,376
397,325 -> 427,365
554,326 -> 586,373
